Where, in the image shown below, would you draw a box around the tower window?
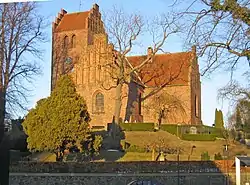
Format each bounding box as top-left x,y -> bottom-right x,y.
63,35 -> 69,48
71,35 -> 76,48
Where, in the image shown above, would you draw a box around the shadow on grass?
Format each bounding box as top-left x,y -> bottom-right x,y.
92,150 -> 125,162
88,125 -> 126,162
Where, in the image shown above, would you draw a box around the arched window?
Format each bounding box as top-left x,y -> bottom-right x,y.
195,95 -> 199,117
63,35 -> 69,48
71,35 -> 76,48
94,92 -> 104,113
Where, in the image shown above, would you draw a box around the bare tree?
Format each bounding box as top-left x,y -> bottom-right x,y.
0,2 -> 46,141
144,92 -> 186,128
218,80 -> 250,102
174,0 -> 250,76
103,6 -> 180,137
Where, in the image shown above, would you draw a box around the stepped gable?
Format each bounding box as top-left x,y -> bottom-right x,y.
53,4 -> 102,32
52,8 -> 68,31
54,11 -> 90,32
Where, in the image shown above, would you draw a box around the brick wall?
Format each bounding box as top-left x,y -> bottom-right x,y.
142,86 -> 191,124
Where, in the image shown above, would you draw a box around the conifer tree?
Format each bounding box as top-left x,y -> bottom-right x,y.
214,108 -> 218,127
235,106 -> 243,131
23,75 -> 91,160
218,110 -> 225,129
214,109 -> 224,129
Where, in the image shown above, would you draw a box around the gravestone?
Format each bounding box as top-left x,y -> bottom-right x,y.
190,126 -> 197,134
245,139 -> 250,147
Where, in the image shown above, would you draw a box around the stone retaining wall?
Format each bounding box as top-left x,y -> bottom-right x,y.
9,160 -> 236,173
9,173 -> 230,185
9,161 -> 245,185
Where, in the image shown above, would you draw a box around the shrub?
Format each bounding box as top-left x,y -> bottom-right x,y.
120,122 -> 155,131
181,134 -> 216,141
160,124 -> 225,138
214,152 -> 223,160
93,135 -> 103,155
201,151 -> 210,161
245,133 -> 250,139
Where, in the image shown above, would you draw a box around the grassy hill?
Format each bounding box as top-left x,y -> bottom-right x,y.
122,130 -> 249,161
38,129 -> 249,162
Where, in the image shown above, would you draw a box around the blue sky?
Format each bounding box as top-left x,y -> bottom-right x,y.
25,0 -> 247,126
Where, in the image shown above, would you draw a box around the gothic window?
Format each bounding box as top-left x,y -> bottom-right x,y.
63,35 -> 69,48
195,95 -> 198,117
196,74 -> 199,88
71,35 -> 76,48
138,93 -> 142,115
94,92 -> 104,113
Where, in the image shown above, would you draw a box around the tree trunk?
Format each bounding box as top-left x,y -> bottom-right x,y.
55,150 -> 64,162
112,82 -> 123,139
0,134 -> 10,185
0,90 -> 6,143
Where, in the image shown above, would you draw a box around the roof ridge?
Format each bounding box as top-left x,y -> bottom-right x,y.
155,51 -> 192,56
127,51 -> 192,58
65,11 -> 90,16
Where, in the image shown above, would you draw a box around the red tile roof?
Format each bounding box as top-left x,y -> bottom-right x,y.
55,11 -> 90,32
128,52 -> 193,87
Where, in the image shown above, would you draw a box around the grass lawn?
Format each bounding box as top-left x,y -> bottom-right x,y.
33,130 -> 249,162
124,130 -> 249,160
118,152 -> 152,161
43,153 -> 56,162
40,151 -> 212,162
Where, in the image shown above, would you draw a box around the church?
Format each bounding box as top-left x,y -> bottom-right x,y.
51,4 -> 202,129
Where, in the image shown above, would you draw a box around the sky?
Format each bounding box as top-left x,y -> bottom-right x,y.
23,0 -> 247,126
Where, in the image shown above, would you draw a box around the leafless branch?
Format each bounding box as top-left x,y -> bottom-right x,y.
0,2 -> 47,121
175,0 -> 250,76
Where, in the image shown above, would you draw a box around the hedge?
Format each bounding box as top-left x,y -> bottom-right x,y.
120,122 -> 155,131
201,151 -> 211,161
160,124 -> 225,138
160,125 -> 180,135
181,134 -> 217,141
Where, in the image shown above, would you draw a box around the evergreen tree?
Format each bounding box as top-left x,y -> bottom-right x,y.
235,106 -> 243,131
218,110 -> 225,129
214,108 -> 218,127
23,75 -> 91,160
214,109 -> 224,129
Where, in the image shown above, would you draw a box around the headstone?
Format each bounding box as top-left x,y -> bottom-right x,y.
245,139 -> 250,146
159,151 -> 165,161
152,148 -> 155,161
190,126 -> 197,134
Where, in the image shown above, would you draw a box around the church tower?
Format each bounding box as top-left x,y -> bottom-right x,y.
51,4 -> 113,91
